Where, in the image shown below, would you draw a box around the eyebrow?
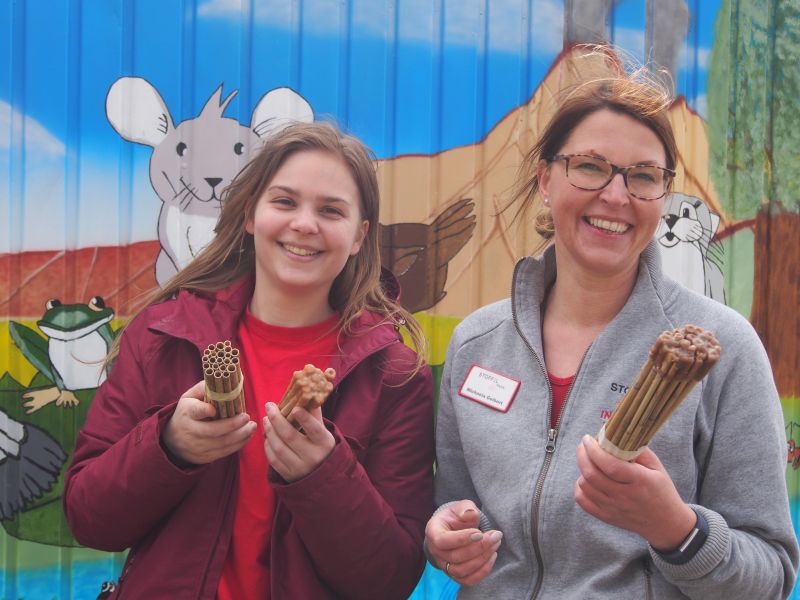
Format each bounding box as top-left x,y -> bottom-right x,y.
576,151 -> 663,166
267,185 -> 350,205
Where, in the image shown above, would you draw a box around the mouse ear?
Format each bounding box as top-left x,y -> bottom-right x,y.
250,87 -> 313,139
106,77 -> 174,147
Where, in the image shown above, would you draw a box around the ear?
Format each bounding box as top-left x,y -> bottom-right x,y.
245,216 -> 255,235
106,77 -> 173,147
535,159 -> 552,200
251,87 -> 314,139
350,220 -> 369,256
708,209 -> 720,235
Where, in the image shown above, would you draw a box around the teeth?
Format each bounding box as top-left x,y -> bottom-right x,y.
283,244 -> 320,256
587,217 -> 630,234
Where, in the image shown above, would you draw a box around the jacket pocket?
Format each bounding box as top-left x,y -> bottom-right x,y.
343,434 -> 368,461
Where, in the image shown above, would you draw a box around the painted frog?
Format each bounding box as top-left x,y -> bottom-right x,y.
9,297 -> 116,413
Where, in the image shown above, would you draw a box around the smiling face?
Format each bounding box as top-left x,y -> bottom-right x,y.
245,149 -> 368,310
537,109 -> 667,280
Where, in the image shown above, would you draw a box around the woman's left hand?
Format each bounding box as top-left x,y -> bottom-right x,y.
263,402 -> 336,483
575,434 -> 696,552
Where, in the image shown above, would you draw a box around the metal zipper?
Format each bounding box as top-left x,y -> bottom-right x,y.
509,258 -> 588,600
643,557 -> 653,600
196,457 -> 238,598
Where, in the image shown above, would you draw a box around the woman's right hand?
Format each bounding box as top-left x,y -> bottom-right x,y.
161,381 -> 256,465
425,499 -> 503,586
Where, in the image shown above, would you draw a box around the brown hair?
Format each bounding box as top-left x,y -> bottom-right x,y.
107,121 -> 427,369
507,50 -> 677,251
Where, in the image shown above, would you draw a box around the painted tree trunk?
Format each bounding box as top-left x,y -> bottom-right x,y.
751,206 -> 800,397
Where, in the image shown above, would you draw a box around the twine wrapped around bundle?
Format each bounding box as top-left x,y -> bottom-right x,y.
598,325 -> 721,460
278,364 -> 336,426
202,341 -> 246,419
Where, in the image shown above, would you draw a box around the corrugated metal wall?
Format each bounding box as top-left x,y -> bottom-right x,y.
1,1 -> 797,598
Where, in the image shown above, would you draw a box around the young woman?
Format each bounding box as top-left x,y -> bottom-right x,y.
64,122 -> 434,600
424,68 -> 799,598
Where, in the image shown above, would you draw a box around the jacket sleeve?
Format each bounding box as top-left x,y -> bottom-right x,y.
269,344 -> 434,600
432,333 -> 483,511
649,323 -> 799,599
63,319 -> 207,551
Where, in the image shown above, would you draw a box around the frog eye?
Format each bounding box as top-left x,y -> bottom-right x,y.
176,142 -> 187,157
234,142 -> 244,155
89,296 -> 106,311
46,298 -> 62,310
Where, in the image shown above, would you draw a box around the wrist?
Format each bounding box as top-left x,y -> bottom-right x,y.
652,508 -> 709,565
648,503 -> 697,552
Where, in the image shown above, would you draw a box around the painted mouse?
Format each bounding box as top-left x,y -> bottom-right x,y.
105,77 -> 313,286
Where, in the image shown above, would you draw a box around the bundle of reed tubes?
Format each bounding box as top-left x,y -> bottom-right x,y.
598,325 -> 721,460
278,364 -> 336,426
202,341 -> 246,419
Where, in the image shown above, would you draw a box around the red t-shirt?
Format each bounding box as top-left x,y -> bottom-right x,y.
548,371 -> 575,429
217,310 -> 340,600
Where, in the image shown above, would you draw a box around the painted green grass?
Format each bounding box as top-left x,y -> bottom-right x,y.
0,372 -> 95,547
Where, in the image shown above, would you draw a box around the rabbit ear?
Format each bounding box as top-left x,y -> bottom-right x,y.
250,87 -> 313,139
106,77 -> 173,147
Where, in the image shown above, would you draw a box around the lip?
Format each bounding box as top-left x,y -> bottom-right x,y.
279,242 -> 323,258
583,216 -> 632,235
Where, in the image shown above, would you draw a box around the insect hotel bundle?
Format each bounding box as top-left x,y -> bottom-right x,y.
598,325 -> 721,460
202,341 -> 246,418
278,364 -> 336,426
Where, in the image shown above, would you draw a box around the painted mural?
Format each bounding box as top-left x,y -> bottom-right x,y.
0,1 -> 797,599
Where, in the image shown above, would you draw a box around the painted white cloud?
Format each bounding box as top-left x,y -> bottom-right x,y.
198,0 -> 564,54
693,93 -> 708,119
198,0 -> 242,18
0,101 -> 65,158
612,27 -> 647,63
679,44 -> 711,70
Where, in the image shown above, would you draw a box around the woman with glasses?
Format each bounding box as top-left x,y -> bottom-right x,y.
424,65 -> 798,599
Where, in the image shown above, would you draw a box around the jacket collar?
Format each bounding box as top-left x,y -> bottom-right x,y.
147,272 -> 404,386
511,239 -> 667,361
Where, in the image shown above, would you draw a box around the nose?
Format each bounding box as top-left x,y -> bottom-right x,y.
290,206 -> 320,234
205,177 -> 222,189
598,173 -> 630,206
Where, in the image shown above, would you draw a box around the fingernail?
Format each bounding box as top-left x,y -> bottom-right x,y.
469,532 -> 483,542
488,530 -> 503,543
461,508 -> 476,517
489,552 -> 498,565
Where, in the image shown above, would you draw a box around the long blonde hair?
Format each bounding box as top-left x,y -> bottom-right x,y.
108,122 -> 427,368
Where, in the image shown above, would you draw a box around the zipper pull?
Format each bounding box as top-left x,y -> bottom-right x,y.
545,428 -> 557,453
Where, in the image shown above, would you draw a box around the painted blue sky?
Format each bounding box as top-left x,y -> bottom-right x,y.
0,0 -> 721,253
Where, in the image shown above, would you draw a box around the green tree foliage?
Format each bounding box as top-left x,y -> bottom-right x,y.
708,0 -> 800,220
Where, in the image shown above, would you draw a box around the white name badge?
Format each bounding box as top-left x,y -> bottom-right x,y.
459,365 -> 520,412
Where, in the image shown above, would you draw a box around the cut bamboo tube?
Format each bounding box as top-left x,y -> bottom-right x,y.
202,340 -> 246,419
597,325 -> 721,460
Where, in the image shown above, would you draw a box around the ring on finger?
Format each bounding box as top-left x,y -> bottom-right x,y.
445,561 -> 451,576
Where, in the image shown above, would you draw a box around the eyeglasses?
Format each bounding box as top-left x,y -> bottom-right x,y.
549,154 -> 675,201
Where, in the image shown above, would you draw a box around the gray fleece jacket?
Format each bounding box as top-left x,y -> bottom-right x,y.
434,241 -> 798,599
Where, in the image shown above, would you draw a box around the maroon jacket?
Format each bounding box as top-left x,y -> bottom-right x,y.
63,276 -> 434,599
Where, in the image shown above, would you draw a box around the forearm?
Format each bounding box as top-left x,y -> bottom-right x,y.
652,504 -> 796,600
64,405 -> 204,550
272,434 -> 429,599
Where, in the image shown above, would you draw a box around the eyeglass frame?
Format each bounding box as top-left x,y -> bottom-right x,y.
549,153 -> 676,201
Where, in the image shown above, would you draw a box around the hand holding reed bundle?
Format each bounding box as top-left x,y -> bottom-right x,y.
278,364 -> 336,426
598,325 -> 721,460
202,341 -> 246,419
